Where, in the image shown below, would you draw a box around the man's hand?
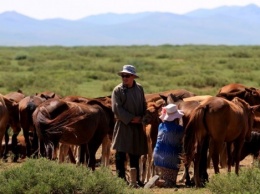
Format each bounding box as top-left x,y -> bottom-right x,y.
131,116 -> 142,123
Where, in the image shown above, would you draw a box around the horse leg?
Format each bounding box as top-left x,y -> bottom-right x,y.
193,137 -> 209,188
219,143 -> 227,168
233,138 -> 243,175
207,138 -> 213,168
44,143 -> 53,160
139,154 -> 147,183
58,143 -> 68,163
68,146 -> 76,164
184,163 -> 193,187
226,142 -> 233,173
88,137 -> 104,171
79,143 -> 87,164
32,131 -> 41,157
2,126 -> 10,160
22,127 -> 32,157
193,152 -> 201,187
200,137 -> 209,185
101,134 -> 111,167
11,133 -> 19,162
146,152 -> 153,183
211,141 -> 220,174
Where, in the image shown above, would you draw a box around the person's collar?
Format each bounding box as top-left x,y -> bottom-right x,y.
123,80 -> 136,88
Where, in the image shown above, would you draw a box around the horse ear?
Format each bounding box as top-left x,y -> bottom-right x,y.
252,104 -> 260,112
159,94 -> 167,102
245,87 -> 253,93
17,89 -> 23,93
249,87 -> 256,90
180,93 -> 186,99
39,94 -> 46,98
50,93 -> 56,98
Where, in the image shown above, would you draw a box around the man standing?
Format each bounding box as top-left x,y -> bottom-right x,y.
111,64 -> 148,187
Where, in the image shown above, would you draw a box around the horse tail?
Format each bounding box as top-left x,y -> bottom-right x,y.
26,97 -> 38,125
183,105 -> 207,165
32,105 -> 63,142
0,95 -> 7,116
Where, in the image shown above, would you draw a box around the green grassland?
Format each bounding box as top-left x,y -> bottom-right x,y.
1,45 -> 260,97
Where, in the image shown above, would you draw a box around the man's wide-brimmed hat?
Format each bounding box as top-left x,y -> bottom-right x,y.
159,103 -> 184,122
118,65 -> 139,78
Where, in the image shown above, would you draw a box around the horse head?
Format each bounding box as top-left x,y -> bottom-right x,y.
142,100 -> 164,126
244,87 -> 260,105
159,93 -> 185,105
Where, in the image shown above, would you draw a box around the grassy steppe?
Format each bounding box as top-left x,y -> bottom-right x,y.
1,45 -> 260,97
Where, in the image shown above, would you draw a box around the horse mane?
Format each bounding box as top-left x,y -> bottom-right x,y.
17,89 -> 23,93
232,97 -> 250,108
216,90 -> 246,100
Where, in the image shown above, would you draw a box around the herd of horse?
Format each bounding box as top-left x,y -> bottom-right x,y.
1,83 -> 260,188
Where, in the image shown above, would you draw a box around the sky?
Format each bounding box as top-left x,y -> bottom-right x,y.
1,0 -> 260,20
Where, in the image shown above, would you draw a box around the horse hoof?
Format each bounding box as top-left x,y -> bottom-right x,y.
2,158 -> 8,163
185,180 -> 195,187
12,157 -> 19,163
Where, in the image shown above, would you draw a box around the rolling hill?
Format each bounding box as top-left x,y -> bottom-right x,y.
0,4 -> 260,46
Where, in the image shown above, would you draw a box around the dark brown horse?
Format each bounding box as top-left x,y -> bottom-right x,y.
62,95 -> 112,168
184,96 -> 258,187
19,92 -> 60,158
32,98 -> 114,170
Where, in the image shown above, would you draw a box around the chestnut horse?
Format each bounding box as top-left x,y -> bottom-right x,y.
141,99 -> 165,183
217,83 -> 260,106
184,96 -> 258,187
0,94 -> 19,159
159,93 -> 212,186
32,98 -> 114,170
3,90 -> 25,161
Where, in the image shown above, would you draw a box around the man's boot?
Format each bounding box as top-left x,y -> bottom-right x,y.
129,168 -> 137,188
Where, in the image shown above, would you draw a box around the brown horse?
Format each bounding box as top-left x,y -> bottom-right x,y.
0,94 -> 19,159
62,95 -> 112,169
32,98 -> 114,170
159,93 -> 212,186
19,92 -> 60,158
183,96 -> 258,187
3,90 -> 26,161
217,83 -> 260,106
141,100 -> 165,182
145,89 -> 196,103
159,93 -> 208,127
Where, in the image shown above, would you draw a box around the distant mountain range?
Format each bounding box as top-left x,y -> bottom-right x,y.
1,4 -> 260,46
